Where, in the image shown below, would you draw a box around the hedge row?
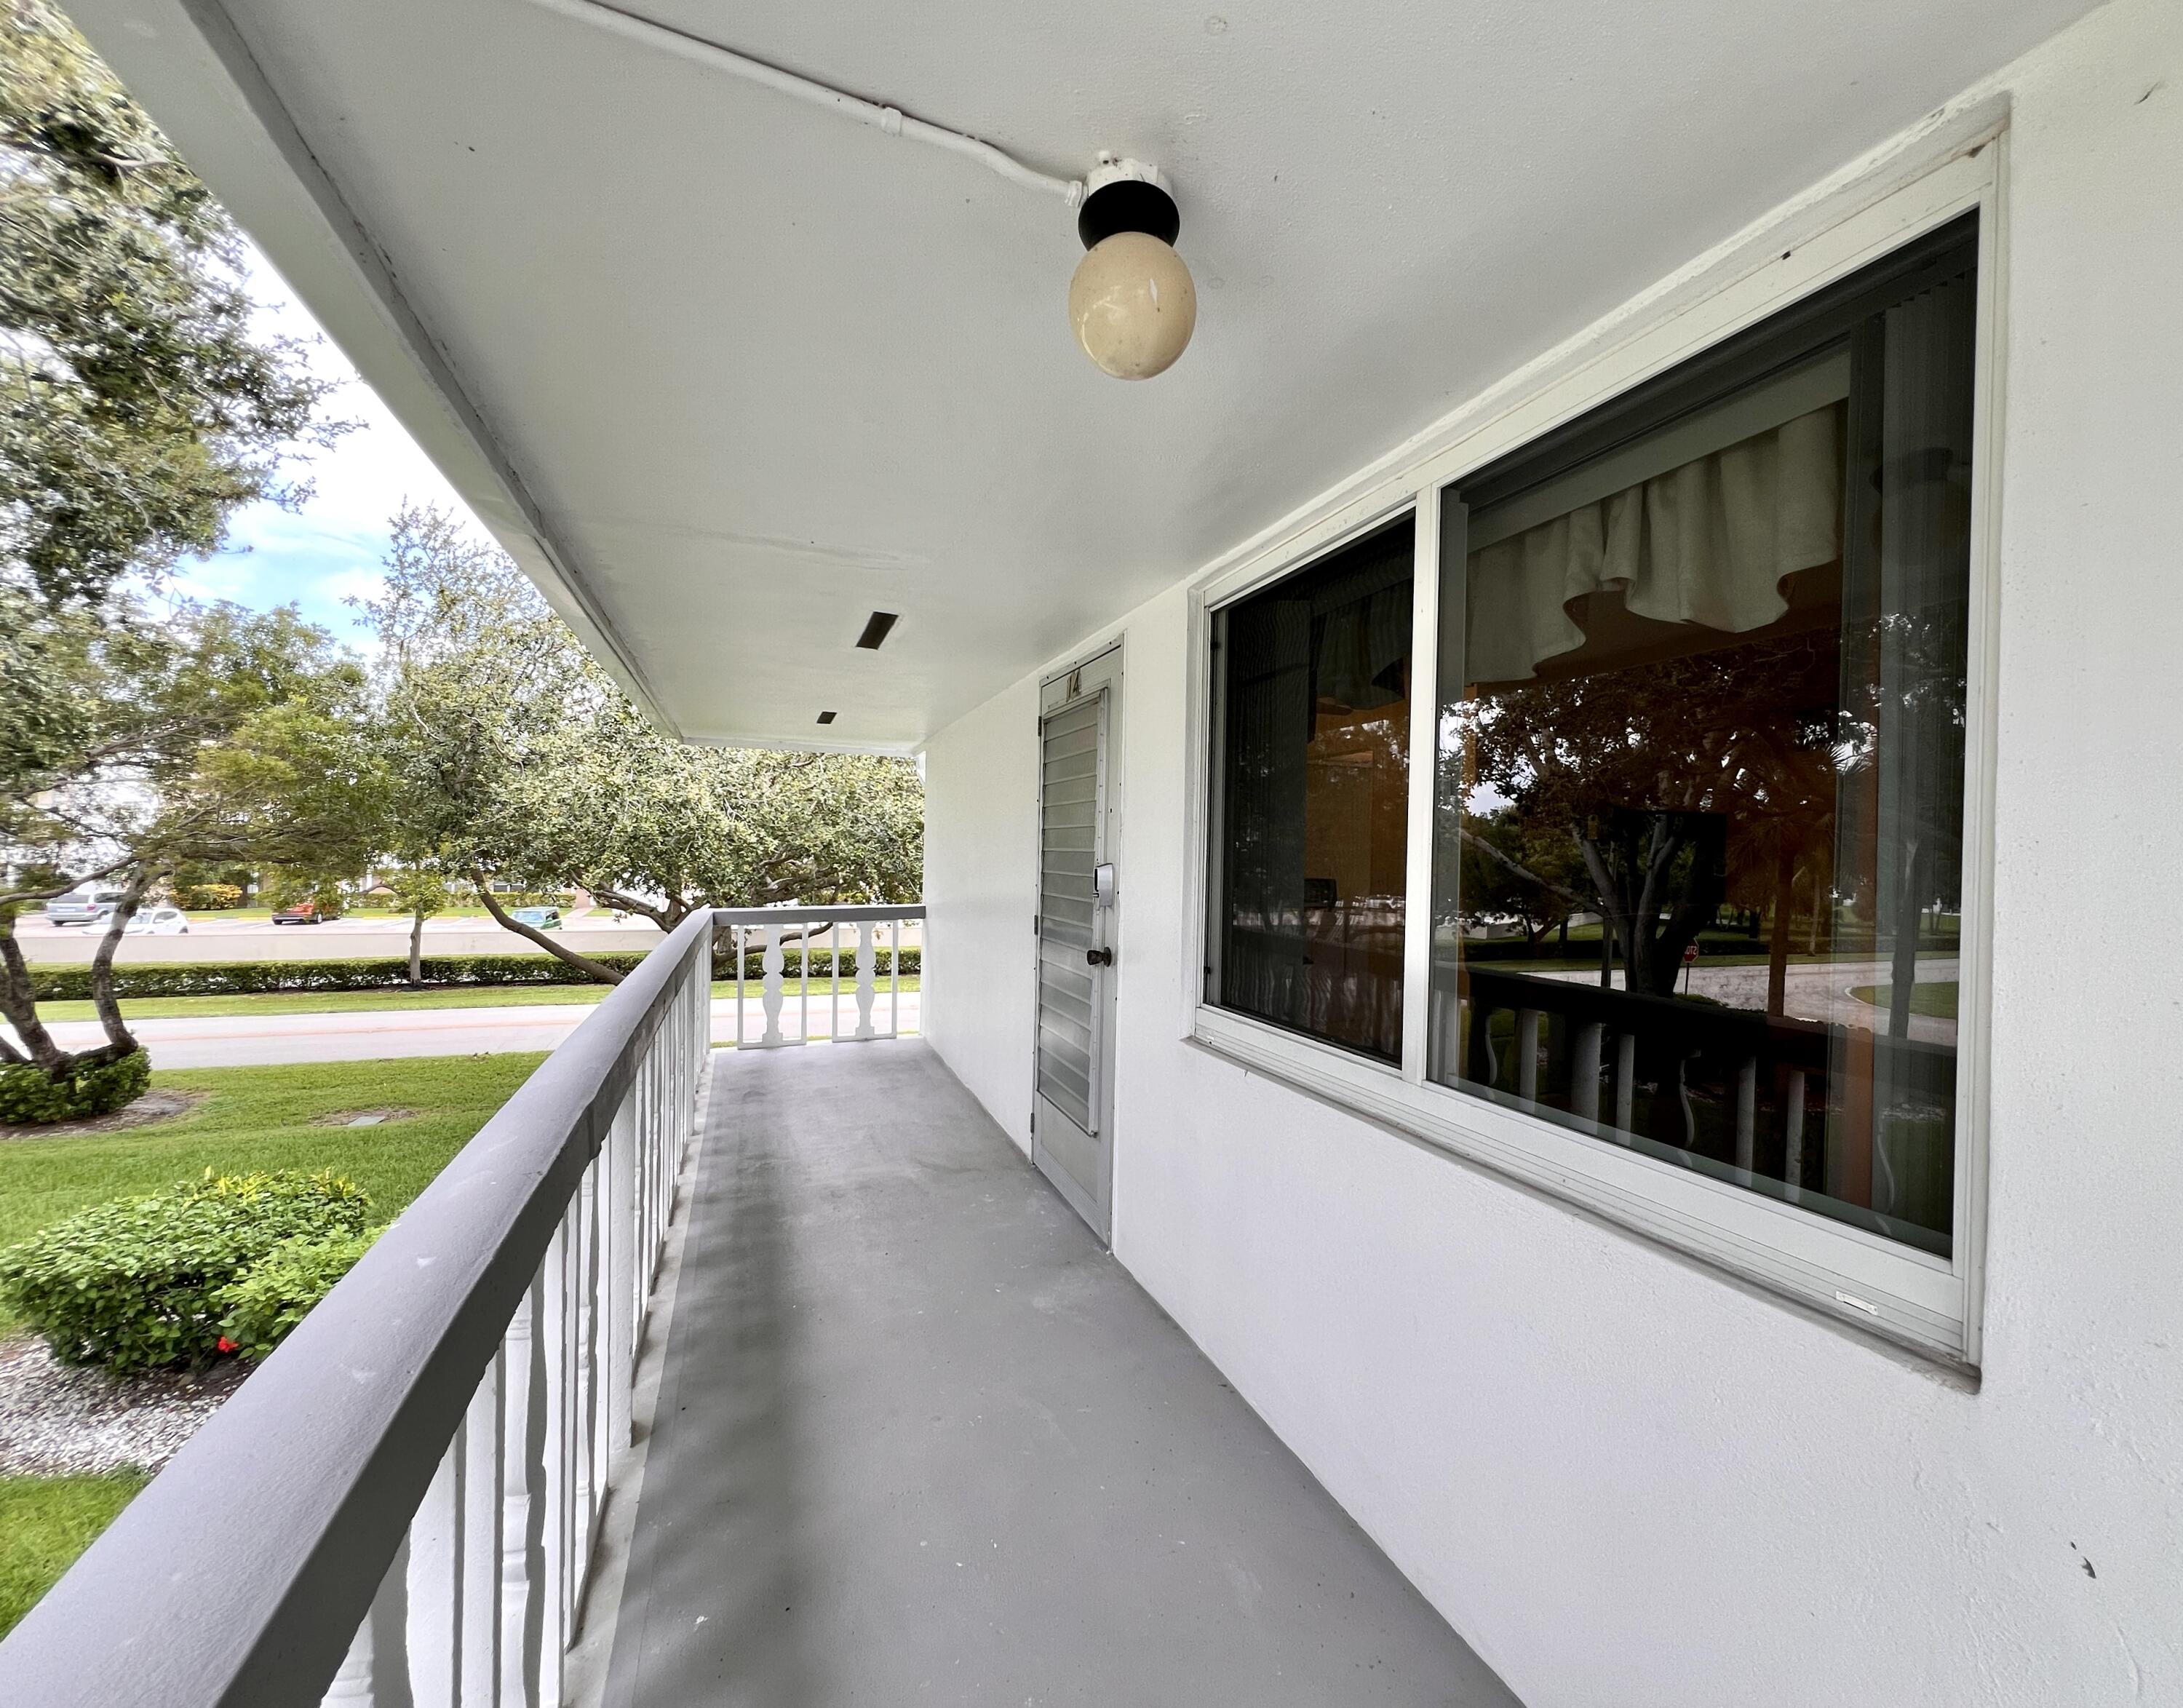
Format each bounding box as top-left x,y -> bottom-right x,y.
26,945 -> 920,1002
726,946 -> 919,982
26,953 -> 652,1002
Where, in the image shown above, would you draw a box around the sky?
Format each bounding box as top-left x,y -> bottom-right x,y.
169,245 -> 486,646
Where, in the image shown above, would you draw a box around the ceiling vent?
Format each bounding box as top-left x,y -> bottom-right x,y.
816,710 -> 838,725
855,611 -> 899,650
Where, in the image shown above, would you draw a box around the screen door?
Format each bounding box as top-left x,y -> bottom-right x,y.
1034,646 -> 1121,1240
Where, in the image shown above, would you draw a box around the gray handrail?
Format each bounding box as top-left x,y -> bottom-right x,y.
711,902 -> 926,925
0,907 -> 718,1708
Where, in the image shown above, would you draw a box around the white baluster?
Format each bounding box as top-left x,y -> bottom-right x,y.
1515,1009 -> 1541,1103
759,925 -> 787,1046
829,921 -> 843,1041
1570,1022 -> 1604,1122
888,918 -> 902,1036
570,1162 -> 599,1607
734,923 -> 748,1049
323,1531 -> 413,1708
538,1220 -> 569,1704
499,1279 -> 543,1708
1783,1067 -> 1808,1193
461,1351 -> 504,1708
405,1424 -> 464,1708
1613,1034 -> 1637,1131
853,922 -> 878,1040
1735,1057 -> 1759,1172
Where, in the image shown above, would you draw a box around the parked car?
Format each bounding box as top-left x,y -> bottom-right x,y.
510,905 -> 562,931
124,907 -> 191,936
271,901 -> 336,925
42,889 -> 124,926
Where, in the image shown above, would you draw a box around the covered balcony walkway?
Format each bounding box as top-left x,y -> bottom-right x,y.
600,1039 -> 1516,1705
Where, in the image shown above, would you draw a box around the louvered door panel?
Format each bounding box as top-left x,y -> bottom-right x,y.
1037,694 -> 1105,1135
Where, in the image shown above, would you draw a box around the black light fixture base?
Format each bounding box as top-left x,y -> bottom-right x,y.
1078,178 -> 1180,250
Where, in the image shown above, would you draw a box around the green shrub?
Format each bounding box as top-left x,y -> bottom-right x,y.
25,953 -> 651,1003
0,1052 -> 150,1126
22,945 -> 918,1003
723,945 -> 919,982
0,1170 -> 370,1372
173,882 -> 244,911
215,1227 -> 381,1360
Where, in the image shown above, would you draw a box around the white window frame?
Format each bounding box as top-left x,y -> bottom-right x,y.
1182,136 -> 2005,1368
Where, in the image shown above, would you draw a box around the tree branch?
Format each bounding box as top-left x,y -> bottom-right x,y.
1459,825 -> 1583,907
472,872 -> 624,985
85,867 -> 155,1061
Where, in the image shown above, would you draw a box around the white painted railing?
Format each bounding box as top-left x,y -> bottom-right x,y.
0,909 -> 718,1708
716,904 -> 923,1048
321,939 -> 704,1708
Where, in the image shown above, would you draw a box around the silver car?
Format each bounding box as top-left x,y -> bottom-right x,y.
43,889 -> 124,926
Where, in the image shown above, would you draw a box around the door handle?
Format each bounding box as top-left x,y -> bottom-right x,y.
1085,948 -> 1114,968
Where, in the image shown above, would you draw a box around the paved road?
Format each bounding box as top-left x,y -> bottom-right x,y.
14,993 -> 924,1071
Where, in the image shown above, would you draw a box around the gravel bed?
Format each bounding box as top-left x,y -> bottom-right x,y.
0,1335 -> 246,1474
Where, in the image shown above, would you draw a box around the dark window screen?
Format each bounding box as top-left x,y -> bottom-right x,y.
1209,516 -> 1414,1061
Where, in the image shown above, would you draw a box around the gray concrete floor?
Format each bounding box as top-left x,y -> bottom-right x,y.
601,1040 -> 1519,1707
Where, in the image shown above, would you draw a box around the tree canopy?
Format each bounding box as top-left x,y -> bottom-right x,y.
1,0 -> 339,612
357,504 -> 923,981
1,596 -> 379,1073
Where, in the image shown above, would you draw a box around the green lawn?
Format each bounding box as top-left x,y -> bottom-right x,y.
1848,980 -> 1960,1020
0,1054 -> 546,1317
33,975 -> 920,1024
0,1473 -> 150,1639
0,1054 -> 545,1634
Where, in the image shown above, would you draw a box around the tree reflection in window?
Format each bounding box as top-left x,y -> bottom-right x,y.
1430,217 -> 1976,1256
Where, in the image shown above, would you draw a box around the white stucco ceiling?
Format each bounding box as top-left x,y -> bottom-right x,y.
73,0 -> 2097,750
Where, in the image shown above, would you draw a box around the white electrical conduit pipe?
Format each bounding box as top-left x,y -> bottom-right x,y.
516,0 -> 1086,207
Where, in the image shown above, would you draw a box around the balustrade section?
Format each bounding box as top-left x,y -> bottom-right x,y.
1431,965 -> 1957,1253
716,904 -> 923,1048
0,909 -> 719,1708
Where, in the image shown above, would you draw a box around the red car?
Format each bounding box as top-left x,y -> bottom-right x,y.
271,901 -> 338,925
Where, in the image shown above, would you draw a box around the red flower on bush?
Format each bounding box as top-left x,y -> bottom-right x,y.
216,1337 -> 239,1354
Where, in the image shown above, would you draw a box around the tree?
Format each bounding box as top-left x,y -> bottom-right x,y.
0,597 -> 378,1081
356,505 -> 924,985
1455,809 -> 1588,951
1,0 -> 341,613
386,865 -> 453,988
1457,629 -> 1842,998
488,696 -> 923,931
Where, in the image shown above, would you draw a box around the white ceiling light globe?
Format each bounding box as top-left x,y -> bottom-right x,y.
1068,231 -> 1197,380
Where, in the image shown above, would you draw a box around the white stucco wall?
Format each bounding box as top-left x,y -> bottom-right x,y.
920,4 -> 2183,1702
921,672 -> 1042,1156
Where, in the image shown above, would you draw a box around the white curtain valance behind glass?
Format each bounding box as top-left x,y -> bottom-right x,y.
1465,402 -> 1843,686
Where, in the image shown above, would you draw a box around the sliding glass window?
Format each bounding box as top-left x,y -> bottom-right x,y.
1429,215 -> 1977,1257
1207,515 -> 1415,1062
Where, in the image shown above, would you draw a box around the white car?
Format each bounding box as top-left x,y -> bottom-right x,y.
124,907 -> 191,936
